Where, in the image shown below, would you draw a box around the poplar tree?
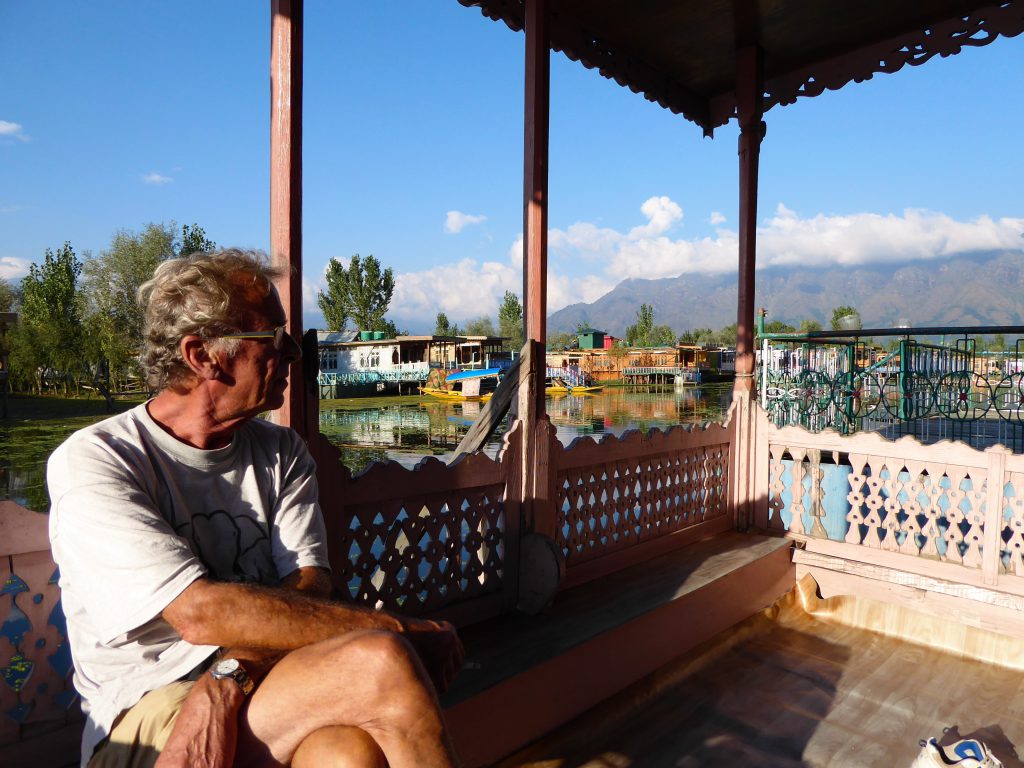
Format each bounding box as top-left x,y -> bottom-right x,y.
11,243 -> 84,394
318,254 -> 395,332
497,291 -> 524,351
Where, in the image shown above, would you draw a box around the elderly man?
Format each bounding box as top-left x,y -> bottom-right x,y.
47,249 -> 463,768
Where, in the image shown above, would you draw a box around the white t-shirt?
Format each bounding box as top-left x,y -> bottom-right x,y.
46,403 -> 330,766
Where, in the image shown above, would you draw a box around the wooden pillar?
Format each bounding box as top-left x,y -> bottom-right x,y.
523,0 -> 549,418
735,45 -> 763,390
732,46 -> 764,530
519,0 -> 553,532
270,0 -> 306,435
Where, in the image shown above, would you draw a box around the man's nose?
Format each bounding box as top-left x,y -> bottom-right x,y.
281,330 -> 302,362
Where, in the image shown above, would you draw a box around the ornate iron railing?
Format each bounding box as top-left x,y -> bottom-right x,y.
759,326 -> 1024,452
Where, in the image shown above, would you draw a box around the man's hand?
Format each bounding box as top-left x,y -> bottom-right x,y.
398,617 -> 465,695
154,674 -> 244,768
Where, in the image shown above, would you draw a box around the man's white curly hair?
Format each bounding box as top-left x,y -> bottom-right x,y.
137,248 -> 282,391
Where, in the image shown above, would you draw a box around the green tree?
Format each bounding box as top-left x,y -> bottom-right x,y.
434,312 -> 460,336
0,280 -> 18,313
761,320 -> 796,335
830,305 -> 860,331
679,328 -> 712,345
547,331 -> 577,350
799,319 -> 823,334
318,254 -> 395,332
497,291 -> 524,351
11,243 -> 85,394
463,316 -> 497,337
625,303 -> 655,347
651,324 -> 677,347
722,324 -> 738,345
178,223 -> 216,256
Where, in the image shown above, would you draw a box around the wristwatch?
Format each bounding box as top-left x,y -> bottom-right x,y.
209,657 -> 255,695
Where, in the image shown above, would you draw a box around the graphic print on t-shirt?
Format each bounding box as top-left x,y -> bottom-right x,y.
175,510 -> 277,584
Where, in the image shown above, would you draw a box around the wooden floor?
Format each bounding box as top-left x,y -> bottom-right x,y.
497,577 -> 1024,768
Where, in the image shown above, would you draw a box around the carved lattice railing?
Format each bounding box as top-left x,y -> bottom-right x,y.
317,431 -> 516,624
554,421 -> 734,584
759,409 -> 1024,592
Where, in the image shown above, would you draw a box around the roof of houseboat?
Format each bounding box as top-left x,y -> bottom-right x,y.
460,0 -> 1022,135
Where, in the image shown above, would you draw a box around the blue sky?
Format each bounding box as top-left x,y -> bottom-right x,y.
2,1 -> 1022,333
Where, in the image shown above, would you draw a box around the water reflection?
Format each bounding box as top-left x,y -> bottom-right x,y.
321,385 -> 733,473
1,386 -> 734,512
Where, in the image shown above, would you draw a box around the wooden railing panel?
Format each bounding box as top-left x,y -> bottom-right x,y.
554,422 -> 733,571
760,417 -> 1024,591
317,438 -> 510,622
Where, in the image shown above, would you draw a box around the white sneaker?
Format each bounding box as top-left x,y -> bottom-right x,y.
911,737 -> 1003,767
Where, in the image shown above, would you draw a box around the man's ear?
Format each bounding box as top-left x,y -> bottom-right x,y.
179,335 -> 222,381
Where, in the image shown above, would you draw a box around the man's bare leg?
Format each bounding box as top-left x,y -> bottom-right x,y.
236,630 -> 458,767
291,726 -> 386,768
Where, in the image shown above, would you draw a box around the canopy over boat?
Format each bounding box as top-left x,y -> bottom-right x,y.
446,367 -> 503,382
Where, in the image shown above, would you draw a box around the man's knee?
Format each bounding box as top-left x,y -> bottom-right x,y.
319,630 -> 425,689
292,725 -> 386,768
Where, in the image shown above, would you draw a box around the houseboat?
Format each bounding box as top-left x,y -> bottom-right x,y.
317,332 -> 508,398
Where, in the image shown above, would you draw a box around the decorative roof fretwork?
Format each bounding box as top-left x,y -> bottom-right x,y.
459,0 -> 1024,135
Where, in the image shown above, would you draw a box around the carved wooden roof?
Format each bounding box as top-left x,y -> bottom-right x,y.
458,0 -> 1023,135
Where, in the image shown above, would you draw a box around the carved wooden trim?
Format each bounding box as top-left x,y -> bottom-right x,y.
758,2 -> 1024,119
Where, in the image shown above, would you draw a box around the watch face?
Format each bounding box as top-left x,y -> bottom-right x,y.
215,658 -> 240,676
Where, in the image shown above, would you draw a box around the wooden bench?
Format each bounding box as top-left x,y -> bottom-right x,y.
442,531 -> 794,766
1,494 -> 795,768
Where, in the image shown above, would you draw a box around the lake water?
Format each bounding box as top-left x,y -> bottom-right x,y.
320,384 -> 734,473
1,385 -> 733,511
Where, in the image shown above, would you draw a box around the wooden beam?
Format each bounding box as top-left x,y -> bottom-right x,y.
453,349 -> 525,459
270,0 -> 305,434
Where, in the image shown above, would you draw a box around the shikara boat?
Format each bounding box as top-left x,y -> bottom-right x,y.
421,367 -> 502,401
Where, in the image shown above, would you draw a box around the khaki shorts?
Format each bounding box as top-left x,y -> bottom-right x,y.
88,681 -> 194,768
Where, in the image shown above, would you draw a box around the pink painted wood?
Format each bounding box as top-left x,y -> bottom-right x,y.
0,503 -> 79,749
554,422 -> 734,574
269,0 -> 304,434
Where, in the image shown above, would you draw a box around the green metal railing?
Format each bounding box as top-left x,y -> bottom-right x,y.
758,325 -> 1024,452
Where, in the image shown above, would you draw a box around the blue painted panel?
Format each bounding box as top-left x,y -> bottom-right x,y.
1,652 -> 33,693
1,599 -> 30,647
1,573 -> 28,596
779,460 -> 852,541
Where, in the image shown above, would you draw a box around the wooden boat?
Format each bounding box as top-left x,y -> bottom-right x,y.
421,367 -> 501,401
546,377 -> 603,396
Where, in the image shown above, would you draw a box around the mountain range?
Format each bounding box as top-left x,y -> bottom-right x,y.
547,249 -> 1024,336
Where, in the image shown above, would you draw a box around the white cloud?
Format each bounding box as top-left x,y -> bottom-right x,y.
0,120 -> 29,142
541,198 -> 1024,290
142,172 -> 173,185
710,211 -> 726,226
757,205 -> 1024,268
628,196 -> 682,238
0,256 -> 32,281
444,210 -> 487,234
0,205 -> 27,214
391,258 -> 519,324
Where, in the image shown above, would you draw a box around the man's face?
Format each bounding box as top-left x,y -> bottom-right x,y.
213,280 -> 301,419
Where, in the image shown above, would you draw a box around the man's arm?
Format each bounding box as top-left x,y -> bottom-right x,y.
161,570 -> 462,693
155,567 -> 330,768
157,566 -> 463,768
